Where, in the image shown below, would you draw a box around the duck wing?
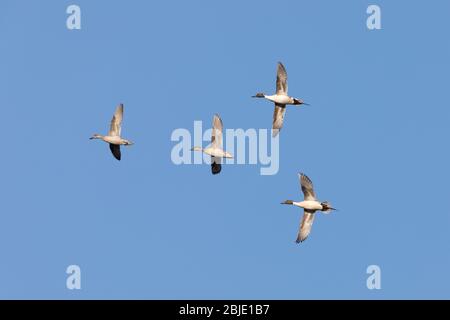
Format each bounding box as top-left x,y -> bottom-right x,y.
276,62 -> 288,95
211,156 -> 222,175
299,173 -> 317,201
296,209 -> 315,243
211,113 -> 223,149
272,104 -> 286,137
109,144 -> 121,161
109,104 -> 123,137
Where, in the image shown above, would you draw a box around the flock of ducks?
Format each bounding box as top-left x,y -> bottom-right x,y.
89,62 -> 335,243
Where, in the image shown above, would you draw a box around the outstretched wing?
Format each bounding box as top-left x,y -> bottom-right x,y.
276,62 -> 288,95
109,144 -> 121,161
299,173 -> 316,201
272,104 -> 286,137
296,210 -> 315,243
211,113 -> 223,149
109,104 -> 124,137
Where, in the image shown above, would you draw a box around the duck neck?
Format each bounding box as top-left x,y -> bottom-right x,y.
292,201 -> 304,208
264,94 -> 277,102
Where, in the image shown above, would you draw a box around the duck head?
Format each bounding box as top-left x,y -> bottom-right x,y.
89,134 -> 103,140
252,93 -> 266,98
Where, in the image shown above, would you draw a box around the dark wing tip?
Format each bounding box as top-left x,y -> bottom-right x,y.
109,144 -> 121,161
300,173 -> 312,184
211,162 -> 222,175
277,62 -> 287,72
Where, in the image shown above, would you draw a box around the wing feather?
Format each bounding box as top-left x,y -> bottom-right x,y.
296,210 -> 315,243
109,104 -> 123,137
211,156 -> 222,175
109,144 -> 121,161
299,173 -> 316,201
211,114 -> 223,149
276,62 -> 288,95
272,104 -> 286,137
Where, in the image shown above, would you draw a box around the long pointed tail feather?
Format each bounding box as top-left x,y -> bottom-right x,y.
321,201 -> 336,213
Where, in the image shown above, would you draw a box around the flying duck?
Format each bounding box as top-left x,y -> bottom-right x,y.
281,173 -> 336,243
252,62 -> 309,136
90,103 -> 134,161
191,114 -> 233,174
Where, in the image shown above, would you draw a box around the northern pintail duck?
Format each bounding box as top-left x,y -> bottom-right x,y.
90,104 -> 134,161
252,62 -> 309,136
191,114 -> 233,175
281,173 -> 336,243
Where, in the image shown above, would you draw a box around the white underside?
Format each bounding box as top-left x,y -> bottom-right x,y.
293,200 -> 322,211
102,136 -> 127,145
203,147 -> 232,158
265,94 -> 292,105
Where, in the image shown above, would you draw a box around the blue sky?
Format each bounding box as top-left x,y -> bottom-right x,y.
0,0 -> 449,299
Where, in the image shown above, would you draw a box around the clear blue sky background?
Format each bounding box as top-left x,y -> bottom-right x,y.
0,0 -> 449,299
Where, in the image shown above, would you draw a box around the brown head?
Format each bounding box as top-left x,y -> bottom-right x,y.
89,134 -> 104,140
252,93 -> 266,98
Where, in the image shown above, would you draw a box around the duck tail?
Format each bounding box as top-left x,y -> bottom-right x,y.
321,201 -> 336,213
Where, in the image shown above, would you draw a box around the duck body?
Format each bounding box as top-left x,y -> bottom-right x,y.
100,135 -> 132,145
201,147 -> 233,158
263,94 -> 295,105
293,200 -> 323,211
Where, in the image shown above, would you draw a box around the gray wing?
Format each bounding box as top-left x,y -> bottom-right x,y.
108,104 -> 123,137
276,62 -> 288,95
299,173 -> 316,201
211,113 -> 223,149
296,210 -> 315,243
272,104 -> 286,137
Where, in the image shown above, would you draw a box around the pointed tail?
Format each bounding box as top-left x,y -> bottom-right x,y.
321,201 -> 336,213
